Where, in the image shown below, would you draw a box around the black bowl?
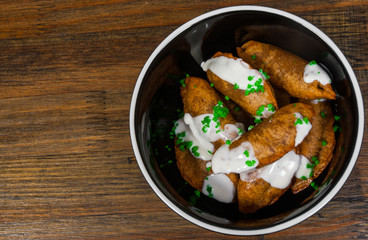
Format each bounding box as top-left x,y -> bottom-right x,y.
129,6 -> 364,235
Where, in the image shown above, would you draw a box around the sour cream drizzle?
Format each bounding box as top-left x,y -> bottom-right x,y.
175,113 -> 243,160
211,141 -> 258,174
240,150 -> 301,189
258,150 -> 300,189
295,155 -> 312,179
310,98 -> 326,104
294,112 -> 312,147
202,173 -> 236,203
201,56 -> 264,92
303,60 -> 332,86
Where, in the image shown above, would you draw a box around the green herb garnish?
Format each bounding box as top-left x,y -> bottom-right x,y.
179,78 -> 186,87
320,111 -> 326,118
201,116 -> 211,133
191,146 -> 200,157
267,103 -> 275,112
310,181 -> 319,190
256,105 -> 265,117
206,185 -> 213,198
254,117 -> 262,124
243,150 -> 249,157
259,69 -> 270,79
245,160 -> 256,167
295,118 -> 303,125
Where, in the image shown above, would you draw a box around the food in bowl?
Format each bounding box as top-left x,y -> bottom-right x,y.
130,6 -> 364,235
172,40 -> 338,214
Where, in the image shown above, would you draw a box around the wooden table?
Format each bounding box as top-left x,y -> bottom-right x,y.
0,0 -> 367,239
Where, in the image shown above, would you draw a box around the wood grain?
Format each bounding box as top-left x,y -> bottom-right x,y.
0,0 -> 367,239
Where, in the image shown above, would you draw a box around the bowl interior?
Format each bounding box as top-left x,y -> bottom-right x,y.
132,9 -> 361,232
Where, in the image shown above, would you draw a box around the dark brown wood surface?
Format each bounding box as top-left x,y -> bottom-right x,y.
0,0 -> 367,239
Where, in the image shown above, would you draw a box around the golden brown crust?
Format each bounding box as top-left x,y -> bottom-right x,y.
176,76 -> 238,197
181,76 -> 236,127
175,144 -> 209,190
237,178 -> 289,214
205,52 -> 278,116
292,100 -> 336,194
237,40 -> 336,100
230,103 -> 314,167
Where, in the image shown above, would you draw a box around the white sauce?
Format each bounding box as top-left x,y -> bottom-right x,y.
201,56 -> 264,92
258,150 -> 300,189
294,112 -> 312,147
303,61 -> 332,86
175,113 -> 243,160
211,141 -> 259,174
262,105 -> 275,118
311,98 -> 326,104
240,150 -> 300,189
202,173 -> 236,203
240,151 -> 316,189
295,155 -> 312,179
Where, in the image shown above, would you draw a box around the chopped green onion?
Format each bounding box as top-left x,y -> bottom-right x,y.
245,160 -> 256,167
244,150 -> 249,157
194,189 -> 201,197
310,181 -> 319,190
322,139 -> 327,146
179,79 -> 186,87
251,54 -> 256,60
206,185 -> 213,198
267,103 -> 275,112
309,60 -> 317,65
234,83 -> 239,90
224,95 -> 230,101
254,117 -> 262,124
320,111 -> 326,118
295,118 -> 303,125
191,146 -> 200,157
248,125 -> 255,131
238,128 -> 244,135
259,69 -> 270,79
300,176 -> 308,180
303,117 -> 309,124
226,140 -> 231,145
256,105 -> 265,116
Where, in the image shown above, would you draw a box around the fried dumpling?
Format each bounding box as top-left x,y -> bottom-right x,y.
237,40 -> 336,100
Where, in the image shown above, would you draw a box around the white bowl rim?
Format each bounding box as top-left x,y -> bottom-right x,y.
129,5 -> 364,236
